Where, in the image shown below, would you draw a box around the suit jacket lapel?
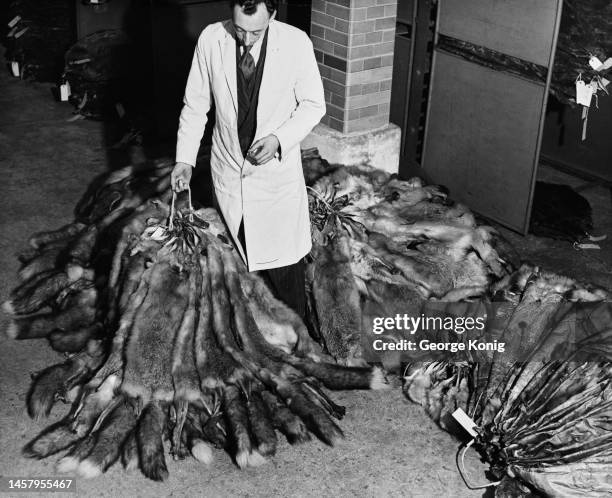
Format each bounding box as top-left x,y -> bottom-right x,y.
219,21 -> 238,120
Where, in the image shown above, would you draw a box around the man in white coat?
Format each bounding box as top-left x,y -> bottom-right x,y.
171,0 -> 326,318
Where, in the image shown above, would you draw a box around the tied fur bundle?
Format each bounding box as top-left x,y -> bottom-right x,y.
403,264 -> 611,497
4,156 -> 389,482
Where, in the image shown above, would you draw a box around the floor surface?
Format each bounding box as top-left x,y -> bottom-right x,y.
1,55 -> 611,498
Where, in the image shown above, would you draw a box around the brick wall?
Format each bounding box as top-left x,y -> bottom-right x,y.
311,0 -> 397,134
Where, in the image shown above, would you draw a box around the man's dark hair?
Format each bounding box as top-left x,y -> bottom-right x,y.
230,0 -> 277,16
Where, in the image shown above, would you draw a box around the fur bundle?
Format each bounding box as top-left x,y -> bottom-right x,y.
5,157 -> 389,482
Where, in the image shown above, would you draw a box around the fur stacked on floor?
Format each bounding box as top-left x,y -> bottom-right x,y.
3,155 -> 389,482
401,266 -> 610,498
303,152 -> 516,366
302,150 -> 612,497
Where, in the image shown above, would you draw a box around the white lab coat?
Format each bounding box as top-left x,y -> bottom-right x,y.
176,19 -> 326,271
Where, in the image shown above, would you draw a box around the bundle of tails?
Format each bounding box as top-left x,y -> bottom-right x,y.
6,149 -> 610,495
4,156 -> 388,481
303,150 -> 611,497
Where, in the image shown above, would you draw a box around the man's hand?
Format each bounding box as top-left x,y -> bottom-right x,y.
171,162 -> 193,192
247,135 -> 280,165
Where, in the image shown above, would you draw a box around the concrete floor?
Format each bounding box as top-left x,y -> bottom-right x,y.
1,57 -> 611,497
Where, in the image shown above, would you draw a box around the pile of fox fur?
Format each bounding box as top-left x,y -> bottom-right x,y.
5,148 -> 610,493
4,156 -> 388,481
303,148 -> 513,365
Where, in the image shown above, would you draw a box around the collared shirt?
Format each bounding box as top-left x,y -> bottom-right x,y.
238,29 -> 265,65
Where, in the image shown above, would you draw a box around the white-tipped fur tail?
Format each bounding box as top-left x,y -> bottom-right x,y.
66,264 -> 84,282
191,440 -> 214,465
246,451 -> 266,467
236,450 -> 267,469
6,321 -> 18,339
235,450 -> 249,469
56,456 -> 80,473
77,459 -> 102,478
369,367 -> 390,390
2,300 -> 15,315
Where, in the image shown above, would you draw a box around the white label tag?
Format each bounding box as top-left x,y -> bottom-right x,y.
60,83 -> 71,101
600,57 -> 612,71
452,408 -> 478,438
8,15 -> 21,28
72,58 -> 91,65
115,103 -> 126,118
91,0 -> 99,3
11,61 -> 20,77
576,80 -> 594,107
589,56 -> 603,70
14,26 -> 29,39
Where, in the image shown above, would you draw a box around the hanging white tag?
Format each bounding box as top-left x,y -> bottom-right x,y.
576,80 -> 593,107
72,58 -> 91,65
11,61 -> 20,77
115,102 -> 126,118
90,0 -> 100,4
8,15 -> 21,28
14,26 -> 29,39
595,77 -> 610,95
599,57 -> 612,71
452,408 -> 478,438
60,83 -> 71,101
589,56 -> 603,70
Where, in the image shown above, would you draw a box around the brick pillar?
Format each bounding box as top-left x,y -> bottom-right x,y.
304,0 -> 401,173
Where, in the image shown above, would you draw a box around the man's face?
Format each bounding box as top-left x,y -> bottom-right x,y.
232,3 -> 275,48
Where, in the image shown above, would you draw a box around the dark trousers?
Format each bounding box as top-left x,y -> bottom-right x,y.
237,219 -> 306,320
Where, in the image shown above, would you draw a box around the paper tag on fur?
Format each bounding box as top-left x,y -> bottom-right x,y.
452,408 -> 478,437
11,61 -> 20,77
8,15 -> 21,28
72,58 -> 91,65
60,83 -> 71,101
576,80 -> 593,107
589,56 -> 603,70
600,58 -> 612,71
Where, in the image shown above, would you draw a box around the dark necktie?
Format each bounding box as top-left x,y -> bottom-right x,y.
239,46 -> 255,81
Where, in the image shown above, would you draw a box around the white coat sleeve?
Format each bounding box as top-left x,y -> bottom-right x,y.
272,34 -> 326,157
175,31 -> 212,167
